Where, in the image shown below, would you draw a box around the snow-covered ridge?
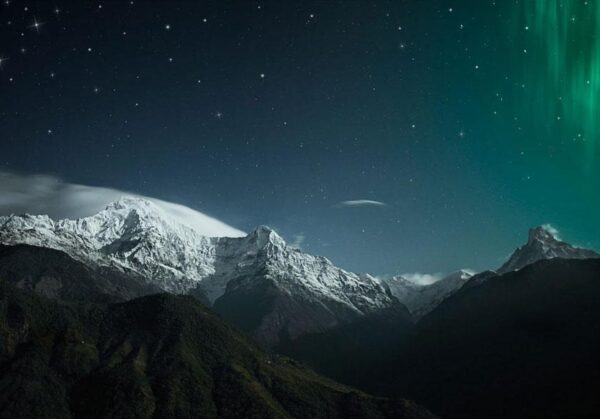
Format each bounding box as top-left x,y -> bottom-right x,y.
384,270 -> 473,318
0,197 -> 394,314
4,200 -> 595,326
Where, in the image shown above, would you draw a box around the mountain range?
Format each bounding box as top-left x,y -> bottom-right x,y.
0,198 -> 400,346
1,197 -> 599,418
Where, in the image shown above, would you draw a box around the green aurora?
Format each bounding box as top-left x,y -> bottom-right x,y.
516,0 -> 600,165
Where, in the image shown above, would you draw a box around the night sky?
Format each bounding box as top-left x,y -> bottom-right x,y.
1,0 -> 599,276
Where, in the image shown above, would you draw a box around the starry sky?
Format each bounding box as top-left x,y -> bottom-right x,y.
1,0 -> 599,276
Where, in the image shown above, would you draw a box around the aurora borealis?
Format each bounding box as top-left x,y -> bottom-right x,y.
0,1 -> 598,276
517,0 -> 600,165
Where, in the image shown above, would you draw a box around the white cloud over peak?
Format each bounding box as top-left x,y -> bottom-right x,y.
0,172 -> 245,238
288,232 -> 306,250
542,223 -> 561,240
401,272 -> 443,286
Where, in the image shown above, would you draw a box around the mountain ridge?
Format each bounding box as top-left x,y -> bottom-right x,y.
0,198 -> 401,345
383,270 -> 474,318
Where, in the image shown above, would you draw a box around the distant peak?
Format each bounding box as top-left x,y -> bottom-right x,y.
528,225 -> 559,243
449,269 -> 475,278
498,225 -> 599,274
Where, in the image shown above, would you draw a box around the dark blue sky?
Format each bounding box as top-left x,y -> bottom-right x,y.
1,0 -> 599,276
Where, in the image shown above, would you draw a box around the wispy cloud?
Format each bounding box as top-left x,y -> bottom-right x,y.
337,200 -> 388,208
542,223 -> 561,240
0,172 -> 245,238
289,233 -> 306,250
401,272 -> 443,286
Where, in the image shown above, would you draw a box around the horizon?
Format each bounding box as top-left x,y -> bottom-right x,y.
0,177 -> 592,281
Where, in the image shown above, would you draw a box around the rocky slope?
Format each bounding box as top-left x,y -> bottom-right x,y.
0,244 -> 160,303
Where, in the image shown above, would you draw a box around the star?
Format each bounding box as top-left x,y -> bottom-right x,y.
260,73 -> 265,78
165,24 -> 171,30
215,111 -> 223,119
30,18 -> 43,33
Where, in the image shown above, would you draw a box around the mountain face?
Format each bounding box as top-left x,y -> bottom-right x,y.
0,244 -> 160,303
211,226 -> 403,346
498,225 -> 600,274
0,198 -> 223,295
0,198 -> 400,346
384,270 -> 473,318
379,258 -> 600,419
0,280 -> 434,419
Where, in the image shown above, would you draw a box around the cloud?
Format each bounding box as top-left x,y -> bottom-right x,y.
0,172 -> 245,238
541,223 -> 561,240
401,272 -> 443,286
289,233 -> 305,250
337,200 -> 388,208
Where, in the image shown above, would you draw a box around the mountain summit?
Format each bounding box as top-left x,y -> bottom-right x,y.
498,225 -> 599,274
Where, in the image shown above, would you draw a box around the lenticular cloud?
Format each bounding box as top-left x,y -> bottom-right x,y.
0,171 -> 245,238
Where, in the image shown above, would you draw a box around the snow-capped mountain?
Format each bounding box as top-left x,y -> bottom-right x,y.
212,225 -> 402,345
0,198 -> 221,294
0,197 -> 399,344
384,270 -> 473,318
498,226 -> 600,274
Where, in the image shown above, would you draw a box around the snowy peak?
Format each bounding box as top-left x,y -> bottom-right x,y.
245,225 -> 287,249
91,197 -> 193,235
527,225 -> 559,245
498,226 -> 600,274
443,269 -> 474,282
